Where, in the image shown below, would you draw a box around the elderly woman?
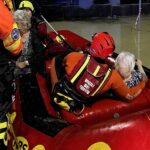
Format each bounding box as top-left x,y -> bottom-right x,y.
115,51 -> 147,88
13,9 -> 45,78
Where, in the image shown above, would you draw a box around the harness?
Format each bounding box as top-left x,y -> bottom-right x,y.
52,54 -> 112,112
66,55 -> 112,97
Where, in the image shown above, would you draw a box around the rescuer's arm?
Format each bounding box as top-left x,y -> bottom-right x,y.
0,0 -> 22,55
3,0 -> 14,13
111,69 -> 146,101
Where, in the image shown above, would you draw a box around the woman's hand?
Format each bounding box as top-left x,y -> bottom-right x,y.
136,59 -> 148,82
136,59 -> 142,68
16,61 -> 28,68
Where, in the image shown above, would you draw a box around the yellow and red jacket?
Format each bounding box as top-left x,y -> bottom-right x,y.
0,0 -> 22,55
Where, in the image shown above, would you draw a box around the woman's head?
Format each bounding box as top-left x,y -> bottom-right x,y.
13,10 -> 31,34
115,52 -> 135,79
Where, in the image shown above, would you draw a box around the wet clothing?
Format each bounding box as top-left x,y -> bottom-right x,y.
51,52 -> 145,101
126,70 -> 143,88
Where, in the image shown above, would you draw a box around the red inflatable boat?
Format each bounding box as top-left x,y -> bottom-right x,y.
7,30 -> 150,150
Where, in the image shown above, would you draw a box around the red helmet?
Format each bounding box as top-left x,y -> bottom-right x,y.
89,32 -> 115,59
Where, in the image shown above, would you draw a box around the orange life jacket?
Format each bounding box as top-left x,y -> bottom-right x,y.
0,0 -> 22,55
3,0 -> 14,13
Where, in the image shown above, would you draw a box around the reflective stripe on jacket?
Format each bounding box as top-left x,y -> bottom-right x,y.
0,121 -> 7,140
0,0 -> 22,55
65,54 -> 112,97
63,52 -> 145,100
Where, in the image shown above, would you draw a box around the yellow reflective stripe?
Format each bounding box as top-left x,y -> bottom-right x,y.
92,68 -> 111,96
54,98 -> 70,111
71,55 -> 90,83
57,92 -> 73,100
54,96 -> 71,111
0,132 -> 6,139
5,36 -> 21,52
93,65 -> 100,76
0,122 -> 7,129
3,23 -> 18,45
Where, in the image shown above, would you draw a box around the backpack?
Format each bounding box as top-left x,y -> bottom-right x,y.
52,54 -> 112,112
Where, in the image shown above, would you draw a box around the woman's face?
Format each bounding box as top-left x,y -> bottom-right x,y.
17,21 -> 29,35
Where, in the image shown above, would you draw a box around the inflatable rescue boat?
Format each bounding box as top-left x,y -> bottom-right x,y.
8,30 -> 150,150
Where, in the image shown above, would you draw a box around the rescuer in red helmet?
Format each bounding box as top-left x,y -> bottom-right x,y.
89,32 -> 115,59
50,32 -> 147,112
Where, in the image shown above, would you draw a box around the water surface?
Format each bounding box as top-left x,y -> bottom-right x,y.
48,16 -> 150,68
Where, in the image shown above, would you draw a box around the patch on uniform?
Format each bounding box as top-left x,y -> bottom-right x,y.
11,28 -> 19,41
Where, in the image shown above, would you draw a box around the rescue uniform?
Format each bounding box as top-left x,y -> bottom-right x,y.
0,0 -> 22,103
3,0 -> 14,13
63,52 -> 145,100
50,52 -> 146,112
0,0 -> 22,148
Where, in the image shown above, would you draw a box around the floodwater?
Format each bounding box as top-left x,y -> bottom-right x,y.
48,16 -> 150,68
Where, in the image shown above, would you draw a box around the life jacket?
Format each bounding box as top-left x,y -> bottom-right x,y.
66,54 -> 112,98
3,0 -> 14,13
52,54 -> 112,112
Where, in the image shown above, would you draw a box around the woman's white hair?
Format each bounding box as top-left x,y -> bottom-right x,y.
115,51 -> 135,74
13,9 -> 31,30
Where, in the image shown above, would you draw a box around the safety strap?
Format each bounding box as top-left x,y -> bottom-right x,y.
69,55 -> 112,97
93,65 -> 101,76
0,132 -> 6,139
0,121 -> 7,140
0,122 -> 7,129
54,92 -> 74,111
70,55 -> 90,83
91,68 -> 112,96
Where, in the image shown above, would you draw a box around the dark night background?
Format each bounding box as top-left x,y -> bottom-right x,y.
14,0 -> 150,21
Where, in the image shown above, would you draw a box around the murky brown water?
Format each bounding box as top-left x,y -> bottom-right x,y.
48,16 -> 150,68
